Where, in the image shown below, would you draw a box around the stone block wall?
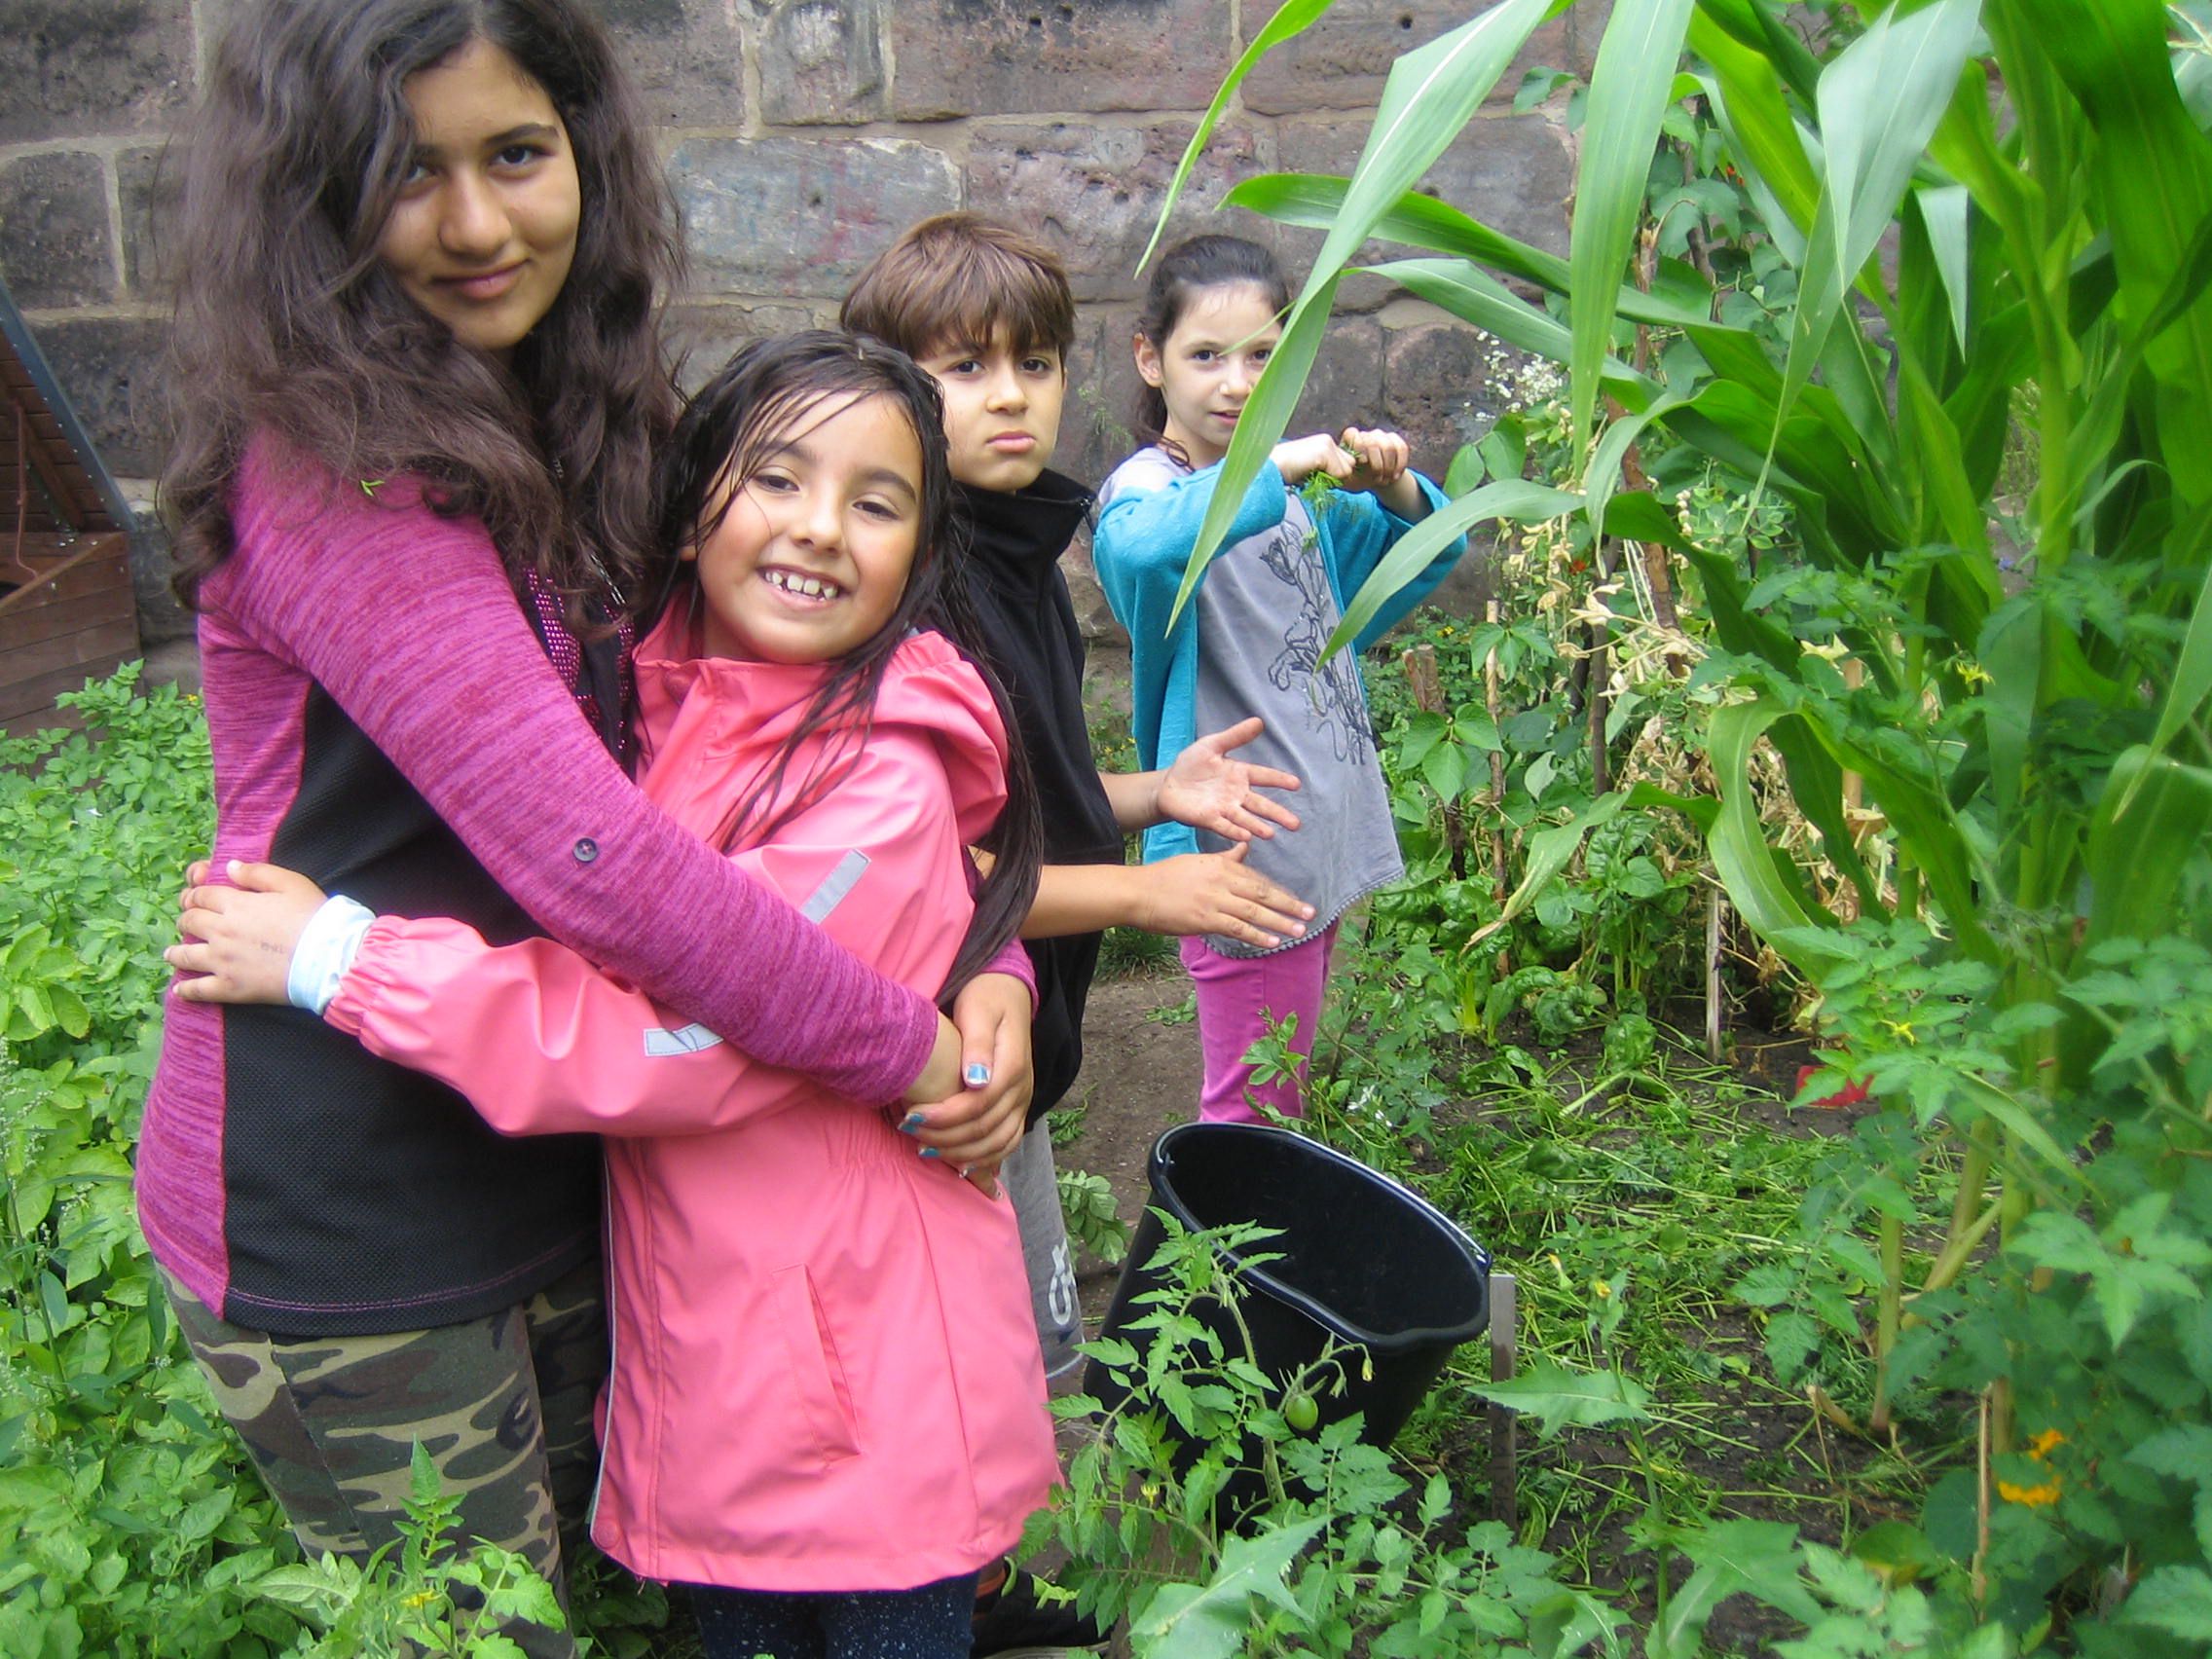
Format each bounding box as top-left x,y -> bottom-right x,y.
0,0 -> 1601,646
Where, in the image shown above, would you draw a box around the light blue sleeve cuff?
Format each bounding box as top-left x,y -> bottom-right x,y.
287,895 -> 376,1015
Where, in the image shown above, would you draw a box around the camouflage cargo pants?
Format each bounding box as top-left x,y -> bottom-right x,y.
163,1258 -> 608,1659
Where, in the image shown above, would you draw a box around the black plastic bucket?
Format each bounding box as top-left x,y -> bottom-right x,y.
1085,1124 -> 1491,1458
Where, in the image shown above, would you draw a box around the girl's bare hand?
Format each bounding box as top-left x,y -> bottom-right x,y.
1138,842 -> 1314,949
1271,431 -> 1355,485
167,861 -> 329,1005
1338,426 -> 1412,494
899,973 -> 1033,1172
1157,718 -> 1303,841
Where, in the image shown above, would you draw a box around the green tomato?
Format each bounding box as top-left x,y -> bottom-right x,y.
1283,1391 -> 1320,1433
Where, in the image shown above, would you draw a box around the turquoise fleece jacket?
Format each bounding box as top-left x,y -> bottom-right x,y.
1093,457 -> 1466,861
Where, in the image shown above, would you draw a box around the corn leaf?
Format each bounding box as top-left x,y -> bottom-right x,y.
1915,184 -> 1973,355
2146,501 -> 2212,769
1226,173 -> 1710,327
1568,0 -> 1698,463
1321,480 -> 1582,660
1692,0 -> 1823,103
1686,12 -> 1819,255
2087,748 -> 2212,948
1705,702 -> 1844,969
2022,0 -> 2212,510
1774,0 -> 1980,460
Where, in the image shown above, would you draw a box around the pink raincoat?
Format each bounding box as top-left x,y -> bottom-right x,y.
324,615 -> 1057,1591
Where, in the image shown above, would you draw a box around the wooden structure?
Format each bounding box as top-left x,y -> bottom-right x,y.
0,278 -> 139,733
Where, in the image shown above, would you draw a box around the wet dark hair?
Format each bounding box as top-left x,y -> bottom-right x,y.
1131,235 -> 1291,462
651,330 -> 1042,1002
840,212 -> 1077,365
164,0 -> 681,626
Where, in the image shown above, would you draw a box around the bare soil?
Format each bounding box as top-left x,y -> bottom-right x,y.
1049,972 -> 1203,1328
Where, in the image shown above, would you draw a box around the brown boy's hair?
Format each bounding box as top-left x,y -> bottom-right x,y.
841,212 -> 1077,363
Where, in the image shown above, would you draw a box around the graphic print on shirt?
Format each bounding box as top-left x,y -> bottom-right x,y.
1258,512 -> 1372,765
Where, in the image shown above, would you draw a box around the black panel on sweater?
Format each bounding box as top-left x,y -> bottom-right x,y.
220,685 -> 603,1336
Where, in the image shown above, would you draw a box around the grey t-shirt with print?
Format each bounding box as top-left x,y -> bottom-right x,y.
1115,448 -> 1402,957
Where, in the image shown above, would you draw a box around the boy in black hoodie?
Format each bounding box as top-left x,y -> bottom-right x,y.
843,215 -> 1312,1652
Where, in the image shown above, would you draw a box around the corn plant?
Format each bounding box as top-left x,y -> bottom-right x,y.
1151,0 -> 2212,1640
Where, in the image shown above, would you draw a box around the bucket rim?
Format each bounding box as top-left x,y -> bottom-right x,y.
1145,1122 -> 1493,1351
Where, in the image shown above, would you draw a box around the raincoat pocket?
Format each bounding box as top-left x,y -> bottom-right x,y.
772,1262 -> 861,1467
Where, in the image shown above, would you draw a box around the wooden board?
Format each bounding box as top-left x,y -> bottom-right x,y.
0,649 -> 139,730
0,531 -> 139,731
0,536 -> 129,608
0,351 -> 118,533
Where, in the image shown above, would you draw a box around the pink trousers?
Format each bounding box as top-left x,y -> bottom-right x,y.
1177,923 -> 1339,1124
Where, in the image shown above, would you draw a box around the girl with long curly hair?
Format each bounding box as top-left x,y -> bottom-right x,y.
148,8 -> 1034,1650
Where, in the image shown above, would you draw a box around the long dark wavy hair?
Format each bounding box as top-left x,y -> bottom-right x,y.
164,0 -> 681,625
650,331 -> 1043,1003
1132,234 -> 1291,464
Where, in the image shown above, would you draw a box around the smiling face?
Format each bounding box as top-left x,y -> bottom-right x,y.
914,331 -> 1065,493
375,37 -> 581,356
684,392 -> 924,666
1134,280 -> 1281,469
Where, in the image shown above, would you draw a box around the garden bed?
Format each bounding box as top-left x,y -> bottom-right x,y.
1052,966 -> 1936,1655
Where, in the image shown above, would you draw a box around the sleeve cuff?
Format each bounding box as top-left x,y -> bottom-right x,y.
288,895 -> 377,1014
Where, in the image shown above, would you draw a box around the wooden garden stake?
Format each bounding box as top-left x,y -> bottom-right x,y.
1488,1271 -> 1518,1528
1705,883 -> 1727,1061
1485,600 -> 1509,923
1402,642 -> 1467,880
1972,1386 -> 1992,1605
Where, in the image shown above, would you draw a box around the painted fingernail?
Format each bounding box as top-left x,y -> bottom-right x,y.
919,1147 -> 941,1160
964,1062 -> 991,1088
899,1111 -> 926,1133
227,860 -> 243,879
958,1163 -> 976,1180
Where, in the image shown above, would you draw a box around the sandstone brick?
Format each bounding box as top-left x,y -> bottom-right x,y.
1290,313 -> 1388,444
758,0 -> 885,126
670,136 -> 959,298
587,0 -> 744,126
129,508 -> 194,646
1520,0 -> 1609,84
1241,0 -> 1472,117
1056,521 -> 1118,649
0,151 -> 116,308
0,1 -> 192,143
1382,317 -> 1486,481
966,121 -> 1275,304
663,300 -> 824,392
890,0 -> 1232,120
1240,0 -> 1597,118
1057,309 -> 1131,492
117,143 -> 181,300
32,316 -> 171,481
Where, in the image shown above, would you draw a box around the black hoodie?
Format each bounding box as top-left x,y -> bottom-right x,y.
955,471 -> 1123,1124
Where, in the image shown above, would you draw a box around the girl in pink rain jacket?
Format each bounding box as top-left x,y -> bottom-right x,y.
178,335 -> 1057,1654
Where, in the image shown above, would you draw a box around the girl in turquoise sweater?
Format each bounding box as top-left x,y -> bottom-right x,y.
1092,235 -> 1467,1123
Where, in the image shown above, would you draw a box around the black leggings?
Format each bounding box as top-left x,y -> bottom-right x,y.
688,1572 -> 979,1659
